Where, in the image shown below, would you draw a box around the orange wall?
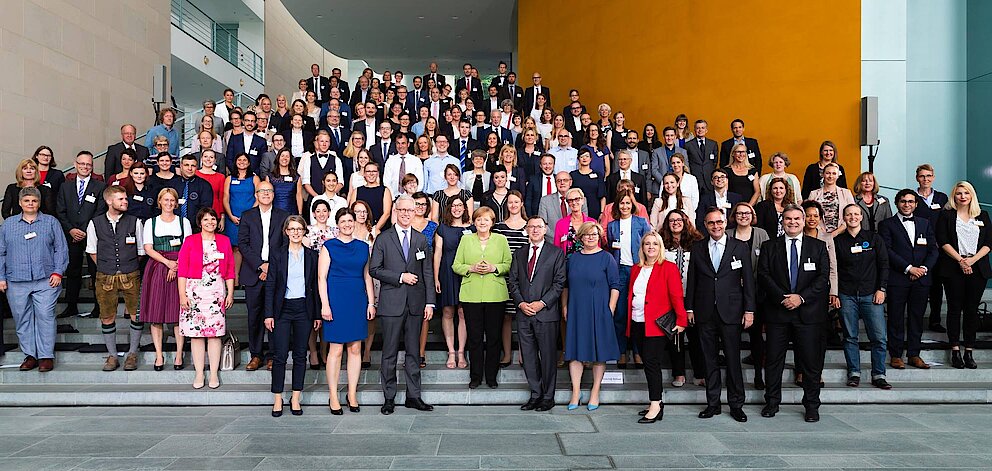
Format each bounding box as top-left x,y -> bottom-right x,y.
517,0 -> 862,175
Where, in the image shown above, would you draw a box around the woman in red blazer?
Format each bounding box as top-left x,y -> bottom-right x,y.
626,231 -> 688,423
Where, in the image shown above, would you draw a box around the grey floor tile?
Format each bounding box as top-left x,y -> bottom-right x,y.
610,455 -> 703,468
165,457 -> 264,470
12,434 -> 168,458
30,416 -> 234,434
899,431 -> 992,454
0,417 -> 69,434
482,455 -> 613,469
905,413 -> 992,431
228,433 -> 441,457
831,413 -> 934,432
254,456 -> 394,470
31,407 -> 112,416
739,413 -> 858,433
867,453 -> 992,468
0,408 -> 47,416
140,434 -> 248,458
695,454 -> 791,468
71,457 -> 177,470
389,456 -> 481,469
560,432 -> 728,455
437,433 -> 560,456
412,414 -> 594,433
591,413 -> 748,433
218,416 -> 338,434
712,432 -> 936,455
780,455 -> 876,468
100,406 -> 210,417
0,457 -> 78,470
331,415 -> 416,433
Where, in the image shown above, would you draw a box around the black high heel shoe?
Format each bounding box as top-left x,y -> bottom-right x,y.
638,404 -> 664,423
349,404 -> 361,413
272,402 -> 284,417
329,400 -> 343,415
154,358 -> 164,372
291,404 -> 303,416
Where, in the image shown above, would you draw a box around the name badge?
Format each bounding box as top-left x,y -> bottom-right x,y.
755,248 -> 760,256
730,258 -> 743,270
42,182 -> 51,188
611,241 -> 621,249
973,220 -> 985,227
462,229 -> 472,235
596,151 -> 603,157
520,230 -> 528,236
211,165 -> 217,171
589,173 -> 598,179
24,232 -> 37,240
747,174 -> 755,181
747,151 -> 755,159
930,203 -> 941,210
803,261 -> 816,271
851,245 -> 863,254
178,198 -> 186,205
125,236 -> 136,244
170,238 -> 182,247
211,251 -> 225,260
641,163 -> 648,170
878,197 -> 886,203
112,181 -> 120,186
249,149 -> 258,155
133,195 -> 144,202
560,234 -> 568,243
634,187 -> 640,193
231,179 -> 241,185
916,237 -> 927,246
709,154 -> 715,160
84,194 -> 96,203
508,175 -> 516,182
472,87 -> 478,92
415,250 -> 426,260
284,176 -> 294,182
719,202 -> 732,209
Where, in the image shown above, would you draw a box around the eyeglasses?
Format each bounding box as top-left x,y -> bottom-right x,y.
75,162 -> 93,167
712,175 -> 728,180
354,210 -> 368,215
566,197 -> 583,203
256,189 -> 274,194
704,220 -> 726,226
37,153 -> 52,157
286,227 -> 305,232
897,199 -> 916,204
734,211 -> 753,216
526,225 -> 545,230
668,218 -> 684,224
414,202 -> 427,207
581,233 -> 600,238
396,208 -> 414,213
557,135 -> 570,139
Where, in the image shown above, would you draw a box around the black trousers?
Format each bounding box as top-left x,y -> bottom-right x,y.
270,298 -> 310,393
747,314 -> 765,374
64,239 -> 94,312
887,282 -> 928,358
244,281 -> 269,359
517,315 -> 558,400
765,320 -> 825,410
698,319 -> 745,409
685,324 -> 706,380
928,276 -> 945,325
630,321 -> 669,401
463,302 -> 504,383
943,273 -> 988,348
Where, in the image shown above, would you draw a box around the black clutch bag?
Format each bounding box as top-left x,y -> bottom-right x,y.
654,310 -> 677,337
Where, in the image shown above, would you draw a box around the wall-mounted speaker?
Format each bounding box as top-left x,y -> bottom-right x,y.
152,65 -> 167,104
860,96 -> 879,146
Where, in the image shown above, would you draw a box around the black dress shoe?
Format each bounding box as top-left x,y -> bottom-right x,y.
760,404 -> 779,418
361,361 -> 372,368
754,377 -> 765,391
380,399 -> 395,415
929,323 -> 947,333
486,380 -> 498,389
57,308 -> 78,319
309,363 -> 321,370
520,398 -> 539,411
330,406 -> 343,416
742,354 -> 755,365
271,409 -> 283,418
499,360 -> 511,368
698,406 -> 721,418
468,378 -> 481,389
951,350 -> 965,369
871,378 -> 892,390
730,408 -> 748,423
964,350 -> 978,369
534,399 -> 555,411
404,397 -> 434,411
804,408 -> 820,422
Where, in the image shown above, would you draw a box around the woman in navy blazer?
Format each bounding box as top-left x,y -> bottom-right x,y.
264,215 -> 321,416
935,181 -> 992,369
606,189 -> 651,369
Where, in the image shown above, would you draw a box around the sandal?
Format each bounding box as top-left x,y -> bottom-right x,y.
457,352 -> 468,369
446,352 -> 456,369
419,356 -> 427,368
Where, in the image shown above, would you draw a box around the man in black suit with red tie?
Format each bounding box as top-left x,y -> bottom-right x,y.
684,120 -> 720,193
104,124 -> 150,180
307,64 -> 331,106
719,119 -> 762,169
454,63 -> 483,104
757,205 -> 830,422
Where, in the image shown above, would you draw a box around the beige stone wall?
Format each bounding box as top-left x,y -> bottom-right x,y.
0,0 -> 171,182
264,0 -> 348,102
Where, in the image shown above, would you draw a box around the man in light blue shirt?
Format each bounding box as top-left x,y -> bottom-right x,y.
422,134 -> 460,194
548,132 -> 578,174
0,187 -> 69,372
144,108 -> 180,156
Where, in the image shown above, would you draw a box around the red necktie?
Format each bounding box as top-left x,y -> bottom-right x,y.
545,175 -> 552,195
560,196 -> 567,218
527,245 -> 538,280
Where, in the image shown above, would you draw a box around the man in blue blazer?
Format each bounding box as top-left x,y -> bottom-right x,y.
226,111 -> 268,174
405,82 -> 429,117
878,189 -> 938,370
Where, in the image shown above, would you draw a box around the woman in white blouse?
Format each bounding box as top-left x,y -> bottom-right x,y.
669,154 -> 699,214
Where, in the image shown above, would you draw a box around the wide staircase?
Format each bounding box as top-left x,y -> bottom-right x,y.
2,289 -> 991,406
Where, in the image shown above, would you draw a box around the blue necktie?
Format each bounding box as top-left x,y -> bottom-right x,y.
401,229 -> 410,261
711,240 -> 722,272
789,238 -> 799,292
77,178 -> 85,204
181,181 -> 189,219
460,140 -> 468,167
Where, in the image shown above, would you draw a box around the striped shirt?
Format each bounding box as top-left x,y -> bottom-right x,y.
0,213 -> 69,282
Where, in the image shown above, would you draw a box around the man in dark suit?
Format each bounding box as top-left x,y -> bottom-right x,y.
480,85 -> 507,117
695,168 -> 744,230
523,72 -> 551,113
560,89 -> 587,117
238,180 -> 289,372
526,155 -> 557,217
306,64 -> 331,106
507,216 -> 567,411
369,195 -> 436,415
757,205 -> 831,422
422,61 -> 446,89
452,121 -> 480,171
504,72 -> 525,111
454,63 -> 483,103
684,120 -> 720,193
483,110 -> 514,145
226,111 -> 268,173
56,151 -> 107,318
425,87 -> 448,122
911,164 -> 950,332
104,124 -> 149,180
686,207 -> 755,422
349,76 -> 373,110
606,150 -> 648,207
650,127 -> 687,193
879,189 -> 939,369
489,61 -> 509,89
370,121 -> 398,168
563,101 -> 585,142
719,119 -> 762,169
406,78 -> 429,116
319,110 -> 350,155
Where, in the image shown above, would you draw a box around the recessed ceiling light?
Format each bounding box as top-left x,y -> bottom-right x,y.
451,16 -> 459,20
316,14 -> 323,18
418,15 -> 425,19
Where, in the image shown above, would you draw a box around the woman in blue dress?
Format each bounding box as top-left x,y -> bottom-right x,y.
268,148 -> 302,214
562,221 -> 621,411
411,191 -> 439,367
223,153 -> 259,284
433,195 -> 474,369
318,207 -> 375,414
579,123 -> 612,179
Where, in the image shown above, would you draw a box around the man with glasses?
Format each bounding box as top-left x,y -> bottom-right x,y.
879,189 -> 938,370
505,72 -> 524,110
423,135 -> 459,194
320,110 -> 350,156
538,171 -> 587,243
55,152 -> 107,318
226,111 -> 268,174
561,89 -> 586,116
454,121 -> 480,172
508,215 -> 567,411
104,124 -> 149,181
524,72 -> 552,113
167,155 -> 214,232
911,164 -> 949,332
719,119 -> 762,169
145,108 -> 180,156
549,133 -> 578,174
371,121 -> 397,168
239,180 -> 290,371
382,134 -> 423,196
695,168 -> 744,230
564,101 -> 585,142
685,120 -> 719,193
258,133 -> 287,181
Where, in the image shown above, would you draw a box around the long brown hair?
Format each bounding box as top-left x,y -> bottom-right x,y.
659,209 -> 701,251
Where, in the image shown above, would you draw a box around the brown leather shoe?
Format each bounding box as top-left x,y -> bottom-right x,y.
245,357 -> 263,371
123,353 -> 139,371
889,357 -> 906,369
266,359 -> 273,371
38,358 -> 54,372
908,356 -> 931,369
19,356 -> 38,371
103,355 -> 120,372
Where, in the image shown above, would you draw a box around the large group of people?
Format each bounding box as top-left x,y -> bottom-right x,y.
0,60 -> 989,423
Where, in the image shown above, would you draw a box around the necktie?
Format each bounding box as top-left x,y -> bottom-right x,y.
77,178 -> 85,204
789,238 -> 799,291
415,91 -> 420,103
545,175 -> 552,195
401,228 -> 410,261
711,240 -> 722,272
527,245 -> 538,280
460,140 -> 468,166
432,102 -> 438,118
333,128 -> 340,144
902,216 -> 914,222
560,196 -> 567,218
181,180 -> 189,219
382,143 -> 388,160
698,139 -> 703,148
398,156 -> 406,189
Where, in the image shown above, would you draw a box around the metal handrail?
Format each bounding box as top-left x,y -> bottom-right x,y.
879,185 -> 992,209
170,0 -> 264,84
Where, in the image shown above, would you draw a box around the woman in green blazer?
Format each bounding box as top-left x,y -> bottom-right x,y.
453,206 -> 512,389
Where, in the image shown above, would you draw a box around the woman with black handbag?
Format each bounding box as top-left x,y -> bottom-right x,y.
627,232 -> 688,423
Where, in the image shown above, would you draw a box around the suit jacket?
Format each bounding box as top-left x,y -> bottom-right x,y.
55,175 -> 107,235
525,173 -> 555,217
934,209 -> 992,279
104,142 -> 150,180
685,236 -> 756,324
523,86 -> 552,112
280,129 -> 316,156
719,136 -> 762,169
422,72 -> 446,88
507,242 -> 567,322
878,214 -> 938,287
504,84 -> 525,110
349,87 -> 373,109
226,132 -> 268,173
335,79 -> 351,101
454,76 -> 484,103
369,225 -> 436,316
482,125 -> 514,146
757,235 -> 830,324
480,94 -> 505,117
695,190 -> 744,231
369,139 -> 398,168
306,75 -> 331,103
264,246 -> 320,320
563,115 -> 584,142
649,146 -> 687,195
913,190 -> 950,225
625,261 -> 689,337
606,170 -> 648,206
684,138 -> 720,192
237,206 -> 290,287
406,89 -> 429,116
318,125 -> 350,155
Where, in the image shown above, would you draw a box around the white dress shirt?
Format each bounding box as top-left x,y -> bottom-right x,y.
382,153 -> 425,196
260,207 -> 272,261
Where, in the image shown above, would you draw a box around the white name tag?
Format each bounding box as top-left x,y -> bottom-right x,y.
42,182 -> 51,188
84,194 -> 96,203
974,220 -> 984,227
803,262 -> 816,271
24,232 -> 37,240
589,173 -> 598,179
851,245 -> 863,254
415,250 -> 426,260
211,252 -> 225,260
747,174 -> 755,181
641,164 -> 648,170
611,241 -> 621,249
709,154 -> 715,160
472,87 -> 478,92
249,149 -> 258,155
125,236 -> 136,244
133,195 -> 144,202
719,202 -> 732,209
916,237 -> 927,246
748,151 -> 755,159
508,175 -> 516,182
730,258 -> 743,270
170,238 -> 182,247
284,176 -> 293,182
596,151 -> 603,157
878,197 -> 886,203
112,181 -> 120,186
462,229 -> 472,235
634,187 -> 640,193
178,198 -> 186,205
930,203 -> 940,210
211,165 -> 217,171
231,179 -> 241,185
560,235 -> 568,243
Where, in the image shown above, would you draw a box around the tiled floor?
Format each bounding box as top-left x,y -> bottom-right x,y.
2,404 -> 992,470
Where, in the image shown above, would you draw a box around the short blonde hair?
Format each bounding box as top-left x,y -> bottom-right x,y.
565,187 -> 585,201
472,206 -> 495,223
637,231 -> 665,267
157,187 -> 179,207
499,144 -> 518,167
853,172 -> 879,197
575,221 -> 603,247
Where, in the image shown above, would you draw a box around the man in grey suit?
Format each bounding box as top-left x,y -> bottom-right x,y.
369,195 -> 436,415
684,120 -> 720,193
650,127 -> 687,194
508,216 -> 566,411
538,172 -> 587,243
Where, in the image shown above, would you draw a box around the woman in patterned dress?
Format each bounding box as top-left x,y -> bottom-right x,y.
178,208 -> 236,390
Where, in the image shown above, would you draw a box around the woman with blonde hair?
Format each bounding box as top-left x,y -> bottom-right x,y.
853,171 -> 892,232
2,158 -> 54,217
801,140 -> 849,199
808,162 -> 855,235
724,143 -> 761,204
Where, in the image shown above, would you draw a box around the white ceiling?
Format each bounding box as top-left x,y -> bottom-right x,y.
281,0 -> 517,75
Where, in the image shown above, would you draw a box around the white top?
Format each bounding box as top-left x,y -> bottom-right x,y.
85,214 -> 146,256
141,216 -> 193,246
382,153 -> 425,196
298,151 -> 344,187
260,207 -> 272,261
310,194 -> 349,228
290,130 -> 305,157
349,172 -> 366,191
956,217 -> 981,256
536,122 -> 553,142
678,173 -> 700,212
619,217 -> 633,266
630,265 -> 653,322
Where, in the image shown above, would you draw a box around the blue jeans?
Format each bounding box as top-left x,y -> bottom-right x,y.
7,279 -> 62,359
614,264 -> 632,355
839,293 -> 887,379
